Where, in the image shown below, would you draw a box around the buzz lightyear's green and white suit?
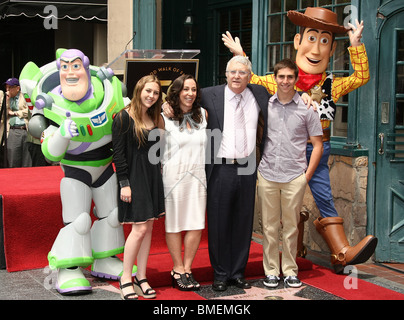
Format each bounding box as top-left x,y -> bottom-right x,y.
19,49 -> 136,295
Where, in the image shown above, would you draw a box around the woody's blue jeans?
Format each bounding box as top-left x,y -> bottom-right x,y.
306,141 -> 338,218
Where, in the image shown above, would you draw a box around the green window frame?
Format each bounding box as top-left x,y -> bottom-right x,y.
252,0 -> 366,156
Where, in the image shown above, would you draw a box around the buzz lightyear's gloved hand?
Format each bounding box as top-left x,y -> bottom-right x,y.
60,112 -> 79,139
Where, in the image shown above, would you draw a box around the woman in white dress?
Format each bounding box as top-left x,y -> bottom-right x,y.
161,75 -> 207,291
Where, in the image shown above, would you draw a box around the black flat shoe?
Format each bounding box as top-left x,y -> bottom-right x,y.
212,280 -> 227,291
233,277 -> 251,289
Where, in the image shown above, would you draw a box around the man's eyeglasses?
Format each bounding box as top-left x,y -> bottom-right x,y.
226,70 -> 250,77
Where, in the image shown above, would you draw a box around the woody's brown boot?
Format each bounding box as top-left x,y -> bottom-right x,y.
314,217 -> 378,274
297,211 -> 309,258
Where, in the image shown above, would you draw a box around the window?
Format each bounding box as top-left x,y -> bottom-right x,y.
264,0 -> 352,138
393,30 -> 404,159
217,5 -> 252,84
396,31 -> 404,126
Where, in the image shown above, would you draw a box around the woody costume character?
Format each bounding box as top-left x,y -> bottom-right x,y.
223,7 -> 377,273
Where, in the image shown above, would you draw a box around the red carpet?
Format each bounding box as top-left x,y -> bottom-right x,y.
0,166 -> 64,272
6,166 -> 401,301
141,263 -> 404,301
300,264 -> 404,300
0,166 -> 310,277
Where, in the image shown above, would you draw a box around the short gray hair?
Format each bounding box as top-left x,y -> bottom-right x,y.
226,55 -> 252,73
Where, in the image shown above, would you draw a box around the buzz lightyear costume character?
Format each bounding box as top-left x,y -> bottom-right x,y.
19,49 -> 136,295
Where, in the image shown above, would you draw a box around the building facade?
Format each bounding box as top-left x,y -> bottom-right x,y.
110,0 -> 404,263
1,0 -> 403,263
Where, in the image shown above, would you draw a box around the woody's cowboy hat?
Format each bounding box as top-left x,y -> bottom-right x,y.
287,7 -> 350,34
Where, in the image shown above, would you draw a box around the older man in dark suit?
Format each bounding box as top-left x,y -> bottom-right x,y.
202,56 -> 269,291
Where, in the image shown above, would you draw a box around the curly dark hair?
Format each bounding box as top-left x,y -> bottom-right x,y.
165,74 -> 202,124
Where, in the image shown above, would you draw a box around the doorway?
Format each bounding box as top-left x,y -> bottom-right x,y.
375,4 -> 404,262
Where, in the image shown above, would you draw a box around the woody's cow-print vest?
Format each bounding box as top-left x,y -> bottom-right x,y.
317,73 -> 335,121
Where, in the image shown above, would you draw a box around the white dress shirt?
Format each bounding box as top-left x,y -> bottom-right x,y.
217,85 -> 260,159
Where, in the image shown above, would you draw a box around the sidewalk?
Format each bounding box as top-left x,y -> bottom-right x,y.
1,248 -> 403,301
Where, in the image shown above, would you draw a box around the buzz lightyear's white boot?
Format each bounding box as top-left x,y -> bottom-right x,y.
48,211 -> 93,295
56,267 -> 92,295
48,211 -> 93,270
90,204 -> 136,279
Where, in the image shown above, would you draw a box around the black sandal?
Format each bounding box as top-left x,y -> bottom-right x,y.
133,276 -> 156,299
171,270 -> 193,291
119,280 -> 138,300
186,272 -> 200,290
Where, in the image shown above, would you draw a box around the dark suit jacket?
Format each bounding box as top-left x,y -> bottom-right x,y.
201,83 -> 270,182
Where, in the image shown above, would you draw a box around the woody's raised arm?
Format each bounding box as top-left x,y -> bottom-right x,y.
222,31 -> 244,56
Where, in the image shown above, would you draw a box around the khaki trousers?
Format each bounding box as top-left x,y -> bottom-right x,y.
257,171 -> 307,277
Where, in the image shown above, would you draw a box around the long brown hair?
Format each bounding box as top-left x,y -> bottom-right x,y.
165,74 -> 202,124
128,75 -> 163,146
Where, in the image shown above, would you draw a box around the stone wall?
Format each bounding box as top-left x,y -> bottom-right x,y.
253,155 -> 369,257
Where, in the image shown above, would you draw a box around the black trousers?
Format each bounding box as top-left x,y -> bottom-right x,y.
207,163 -> 257,282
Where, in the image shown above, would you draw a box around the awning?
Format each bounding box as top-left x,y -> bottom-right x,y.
0,0 -> 107,21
